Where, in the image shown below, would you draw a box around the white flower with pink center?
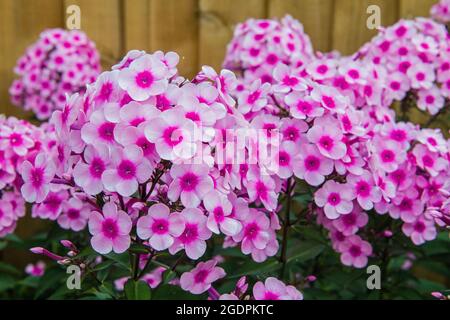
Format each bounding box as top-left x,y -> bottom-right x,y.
136,203 -> 185,251
32,190 -> 68,220
272,63 -> 307,93
169,208 -> 212,260
307,59 -> 337,80
245,169 -> 278,211
101,145 -> 153,197
114,124 -> 159,164
407,63 -> 435,89
307,117 -> 347,160
253,277 -> 303,300
118,54 -> 169,101
285,93 -> 324,120
73,144 -> 110,195
370,138 -> 406,173
57,198 -> 90,232
88,202 -> 132,254
203,190 -> 242,236
180,259 -> 226,294
145,109 -> 198,161
293,143 -> 333,186
168,164 -> 214,208
402,215 -> 437,245
332,207 -> 369,236
233,209 -> 271,256
417,86 -> 445,115
237,79 -> 270,114
412,144 -> 447,177
314,180 -> 355,219
390,189 -> 424,223
81,110 -> 117,146
273,141 -> 299,179
347,170 -> 382,210
20,153 -> 56,203
0,125 -> 34,156
339,235 -> 372,268
25,261 -> 46,277
416,129 -> 447,154
280,118 -> 307,143
311,85 -> 348,114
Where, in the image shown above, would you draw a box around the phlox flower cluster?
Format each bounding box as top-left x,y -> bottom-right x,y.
431,0 -> 450,23
224,15 -> 450,269
0,115 -> 51,237
223,15 -> 314,82
9,29 -> 101,120
356,18 -> 450,115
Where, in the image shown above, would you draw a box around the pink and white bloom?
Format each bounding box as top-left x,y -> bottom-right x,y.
347,170 -> 382,210
57,198 -> 90,231
20,153 -> 56,203
0,125 -> 34,156
203,190 -> 242,236
402,215 -> 437,245
332,207 -> 368,236
412,144 -> 447,177
168,164 -> 214,208
314,180 -> 355,219
102,145 -> 153,197
253,277 -> 303,300
136,203 -> 185,251
233,209 -> 271,256
180,259 -> 226,295
293,143 -> 333,186
285,93 -> 324,119
307,117 -> 347,160
88,202 -> 132,254
169,208 -> 212,260
118,54 -> 169,101
73,144 -> 110,195
339,235 -> 372,268
25,261 -> 46,277
144,109 -> 198,160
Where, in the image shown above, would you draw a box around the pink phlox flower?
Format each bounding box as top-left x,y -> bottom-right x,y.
180,259 -> 226,294
253,277 -> 303,300
204,190 -> 242,236
314,180 -> 355,219
20,153 -> 56,203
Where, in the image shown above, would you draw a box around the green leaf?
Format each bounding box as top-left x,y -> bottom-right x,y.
124,279 -> 151,300
162,270 -> 177,284
0,262 -> 20,276
229,259 -> 280,279
287,242 -> 325,263
0,274 -> 15,292
92,260 -> 115,272
103,253 -> 130,270
152,284 -> 201,300
129,244 -> 149,254
0,241 -> 7,250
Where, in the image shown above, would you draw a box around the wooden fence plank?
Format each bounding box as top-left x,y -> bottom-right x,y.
332,0 -> 399,55
64,0 -> 123,69
399,0 -> 436,18
124,0 -> 151,52
268,0 -> 335,53
199,0 -> 267,71
149,0 -> 199,78
0,0 -> 64,117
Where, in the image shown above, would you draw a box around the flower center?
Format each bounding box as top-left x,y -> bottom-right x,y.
349,245 -> 362,257
194,270 -> 209,283
244,222 -> 259,240
213,207 -> 225,222
278,151 -> 290,167
151,218 -> 169,235
414,221 -> 426,233
322,96 -> 335,109
304,155 -> 320,171
180,224 -> 198,244
319,136 -> 334,151
31,168 -> 44,188
163,126 -> 184,147
67,209 -> 80,220
381,150 -> 395,163
117,160 -> 136,179
180,173 -> 199,192
89,158 -> 106,178
102,218 -> 119,238
135,70 -> 154,88
327,192 -> 341,206
98,122 -> 116,142
356,181 -> 370,197
9,133 -> 23,146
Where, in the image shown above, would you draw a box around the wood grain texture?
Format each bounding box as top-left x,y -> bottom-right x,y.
399,0 -> 436,18
124,0 -> 151,52
332,0 -> 399,55
0,0 -> 64,117
149,0 -> 199,78
268,0 -> 335,53
199,0 -> 267,71
64,0 -> 123,69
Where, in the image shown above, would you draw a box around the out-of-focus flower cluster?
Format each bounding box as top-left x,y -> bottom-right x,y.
9,29 -> 101,120
431,0 -> 450,23
0,115 -> 56,236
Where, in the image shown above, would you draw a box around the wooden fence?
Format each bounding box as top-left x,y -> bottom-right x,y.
0,0 -> 439,118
